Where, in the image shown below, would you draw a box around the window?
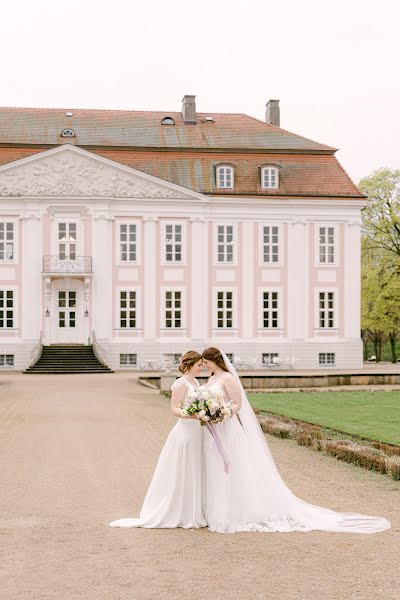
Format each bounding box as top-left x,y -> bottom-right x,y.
165,224 -> 182,262
319,352 -> 335,365
262,226 -> 279,263
0,222 -> 14,261
120,291 -> 137,328
262,353 -> 279,365
261,166 -> 279,189
217,291 -> 233,328
217,225 -> 234,262
164,353 -> 182,365
262,291 -> 279,328
165,291 -> 182,328
58,290 -> 76,328
120,353 -> 137,367
319,291 -> 335,328
161,116 -> 175,125
0,354 -> 14,367
0,290 -> 14,328
319,226 -> 335,264
120,224 -> 137,262
216,165 -> 234,189
58,222 -> 77,260
225,353 -> 234,362
60,128 -> 75,137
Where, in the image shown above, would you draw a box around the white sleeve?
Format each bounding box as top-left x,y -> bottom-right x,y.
170,378 -> 186,392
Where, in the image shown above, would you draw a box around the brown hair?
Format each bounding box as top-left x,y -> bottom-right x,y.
178,350 -> 202,374
201,347 -> 229,373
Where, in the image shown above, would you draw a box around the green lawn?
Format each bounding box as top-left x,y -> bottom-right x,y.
248,391 -> 400,446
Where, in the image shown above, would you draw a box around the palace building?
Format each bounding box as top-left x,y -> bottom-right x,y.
0,96 -> 365,371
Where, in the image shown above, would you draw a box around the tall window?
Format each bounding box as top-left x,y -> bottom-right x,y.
217,225 -> 234,262
262,291 -> 279,328
165,291 -> 182,328
261,166 -> 279,189
165,224 -> 182,262
216,165 -> 234,189
217,291 -> 233,328
0,222 -> 14,261
120,224 -> 137,262
262,226 -> 279,263
319,291 -> 335,328
120,291 -> 137,328
319,226 -> 335,264
58,222 -> 76,260
0,290 -> 14,328
58,291 -> 76,328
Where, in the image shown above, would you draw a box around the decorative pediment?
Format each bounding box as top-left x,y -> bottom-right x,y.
0,145 -> 201,200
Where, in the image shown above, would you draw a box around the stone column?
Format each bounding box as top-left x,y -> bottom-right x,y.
190,217 -> 208,341
287,219 -> 308,340
143,216 -> 158,339
92,213 -> 113,339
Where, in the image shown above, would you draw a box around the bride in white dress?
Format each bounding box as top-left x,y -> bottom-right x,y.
201,346 -> 391,534
110,351 -> 207,529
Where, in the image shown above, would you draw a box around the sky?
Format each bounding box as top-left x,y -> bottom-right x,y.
1,0 -> 399,184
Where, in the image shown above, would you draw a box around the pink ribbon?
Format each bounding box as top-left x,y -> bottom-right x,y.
205,422 -> 230,475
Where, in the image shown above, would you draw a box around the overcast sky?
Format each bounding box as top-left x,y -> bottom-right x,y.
1,0 -> 398,184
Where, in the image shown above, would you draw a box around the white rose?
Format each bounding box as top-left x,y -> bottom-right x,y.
200,415 -> 210,422
209,402 -> 220,416
198,409 -> 206,417
201,391 -> 210,401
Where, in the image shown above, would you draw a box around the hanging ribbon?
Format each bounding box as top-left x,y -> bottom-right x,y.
205,422 -> 230,475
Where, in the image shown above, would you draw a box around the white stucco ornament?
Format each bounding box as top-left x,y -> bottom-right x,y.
0,145 -> 195,200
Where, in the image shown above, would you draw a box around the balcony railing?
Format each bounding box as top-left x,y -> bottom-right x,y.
42,255 -> 92,274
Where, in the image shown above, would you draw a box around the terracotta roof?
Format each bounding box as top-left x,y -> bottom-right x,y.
0,147 -> 363,198
0,107 -> 335,153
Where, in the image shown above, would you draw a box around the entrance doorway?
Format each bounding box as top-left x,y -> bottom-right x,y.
50,278 -> 84,344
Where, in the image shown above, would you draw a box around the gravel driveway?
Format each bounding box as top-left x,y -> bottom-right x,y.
0,373 -> 398,600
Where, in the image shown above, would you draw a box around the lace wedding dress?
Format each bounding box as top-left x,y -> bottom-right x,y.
109,376 -> 207,529
201,354 -> 391,535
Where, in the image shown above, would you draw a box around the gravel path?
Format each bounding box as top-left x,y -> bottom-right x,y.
0,373 -> 398,600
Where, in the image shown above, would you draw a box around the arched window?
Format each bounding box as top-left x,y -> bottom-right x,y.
261,166 -> 279,189
216,165 -> 234,189
161,116 -> 175,125
60,128 -> 75,138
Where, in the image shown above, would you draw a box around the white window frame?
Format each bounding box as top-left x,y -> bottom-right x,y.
51,217 -> 83,258
213,287 -> 237,331
314,288 -> 338,330
161,287 -> 186,330
119,353 -> 138,367
115,286 -> 141,331
258,287 -> 282,330
315,224 -> 339,267
0,354 -> 14,367
258,223 -> 283,266
319,352 -> 336,366
261,166 -> 279,190
161,221 -> 186,265
0,286 -> 17,330
0,219 -> 17,263
213,222 -> 238,266
116,219 -> 141,265
215,164 -> 234,189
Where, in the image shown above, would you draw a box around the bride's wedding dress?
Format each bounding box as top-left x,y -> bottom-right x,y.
202,354 -> 391,534
110,376 -> 207,529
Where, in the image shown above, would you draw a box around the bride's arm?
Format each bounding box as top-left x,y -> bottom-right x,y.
170,384 -> 197,419
223,374 -> 242,415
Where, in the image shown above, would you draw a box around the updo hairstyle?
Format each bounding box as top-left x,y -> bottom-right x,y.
201,347 -> 229,373
178,350 -> 202,374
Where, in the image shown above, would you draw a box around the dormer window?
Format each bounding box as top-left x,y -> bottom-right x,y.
60,128 -> 75,138
261,166 -> 279,189
216,165 -> 234,189
161,116 -> 175,125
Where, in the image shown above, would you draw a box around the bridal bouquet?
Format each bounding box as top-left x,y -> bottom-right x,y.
180,384 -> 233,425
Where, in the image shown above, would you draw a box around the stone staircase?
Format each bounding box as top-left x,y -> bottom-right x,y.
24,344 -> 113,374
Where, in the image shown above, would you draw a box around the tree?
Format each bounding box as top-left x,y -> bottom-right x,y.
359,168 -> 400,264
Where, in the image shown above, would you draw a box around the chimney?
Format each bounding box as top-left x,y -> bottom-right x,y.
182,95 -> 196,124
265,99 -> 280,127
